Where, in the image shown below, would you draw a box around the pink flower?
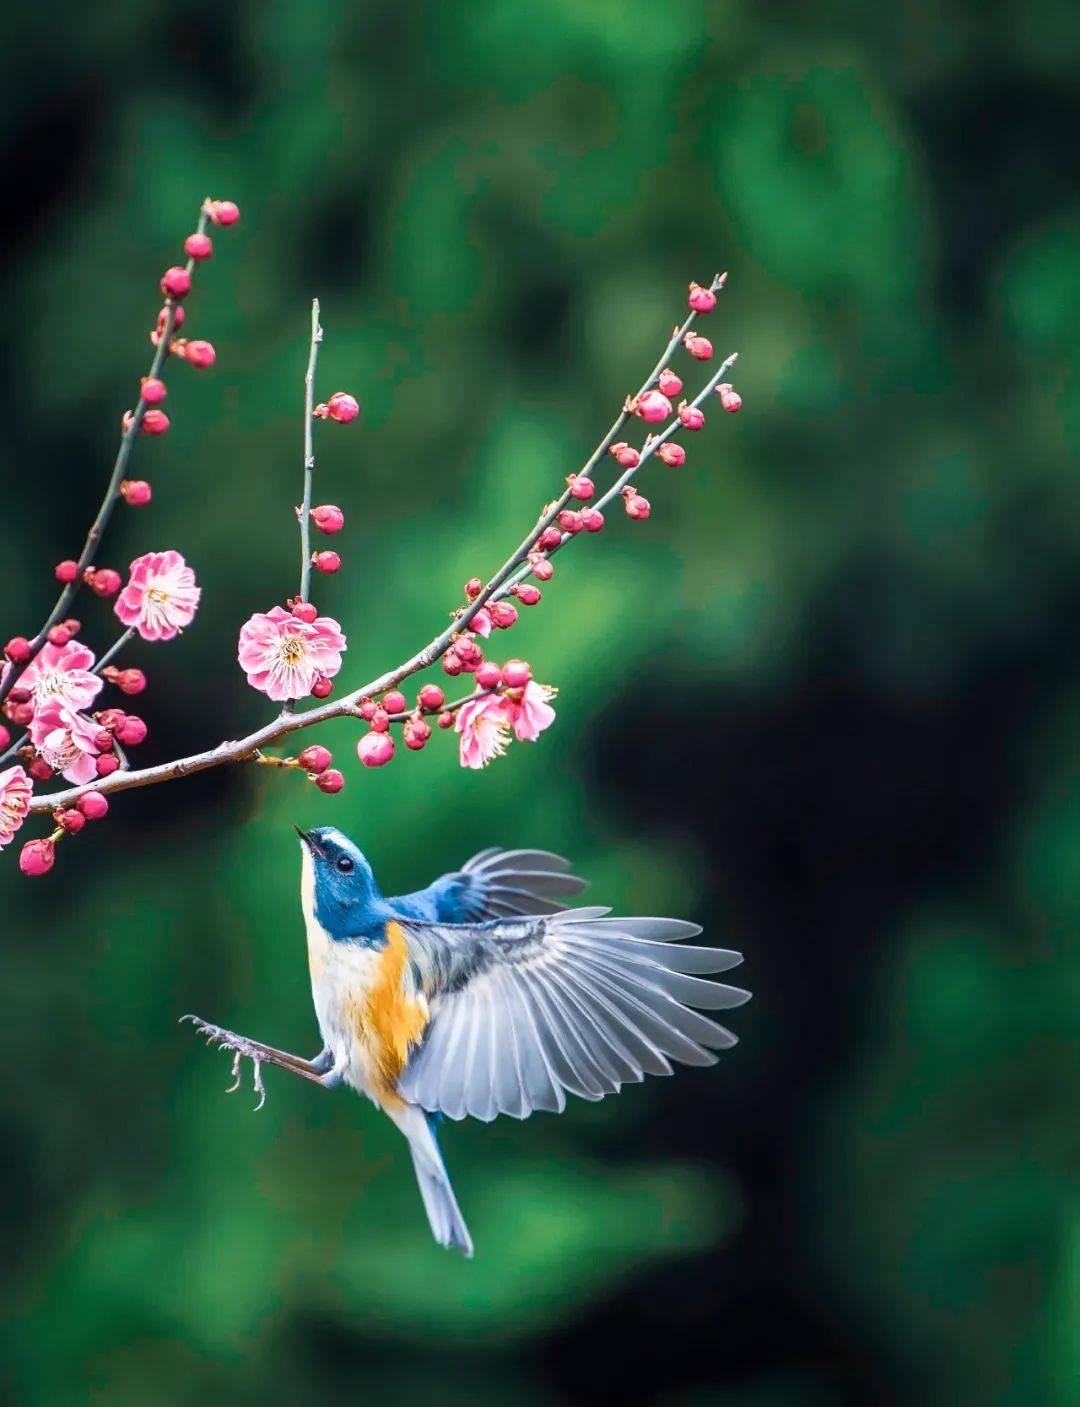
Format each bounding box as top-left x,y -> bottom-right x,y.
471,608 -> 492,638
0,765 -> 32,850
238,606 -> 346,702
29,702 -> 102,785
20,640 -> 102,711
455,693 -> 511,770
115,550 -> 201,641
502,680 -> 557,742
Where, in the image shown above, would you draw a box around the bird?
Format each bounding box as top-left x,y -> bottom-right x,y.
184,825 -> 750,1258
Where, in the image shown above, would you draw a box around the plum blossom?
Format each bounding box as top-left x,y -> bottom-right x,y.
501,680 -> 557,741
0,765 -> 32,850
29,702 -> 102,785
20,640 -> 102,711
238,606 -> 346,702
455,693 -> 511,770
115,550 -> 201,642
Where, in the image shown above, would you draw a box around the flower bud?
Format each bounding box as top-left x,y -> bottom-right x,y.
529,553 -> 554,581
537,526 -> 563,551
464,577 -> 483,600
312,550 -> 341,574
678,401 -> 705,431
488,601 -> 519,629
514,584 -> 542,605
55,560 -> 79,583
8,688 -> 30,705
208,199 -> 240,226
0,724 -> 9,749
116,715 -> 147,747
141,378 -> 167,404
29,757 -> 54,782
442,650 -> 464,676
437,711 -> 455,729
358,732 -> 395,767
370,708 -> 390,733
57,809 -> 85,834
184,232 -> 213,260
88,568 -> 122,598
418,683 -> 445,712
182,339 -> 216,369
656,442 -> 686,467
314,768 -> 345,793
658,368 -> 683,397
310,675 -> 333,699
684,333 -> 713,361
623,490 -> 651,520
455,636 -> 484,671
94,730 -> 114,752
687,282 -> 717,313
502,659 -> 531,689
609,442 -> 640,469
121,479 -> 152,506
8,702 -> 33,727
311,504 -> 344,534
382,690 -> 408,715
570,476 -> 595,500
19,839 -> 55,876
557,509 -> 583,535
476,661 -> 502,690
298,744 -> 332,773
47,625 -> 73,646
97,708 -> 126,732
141,409 -> 170,435
77,792 -> 109,820
290,600 -> 318,624
117,669 -> 147,695
160,266 -> 192,298
635,390 -> 672,424
580,507 -> 605,532
358,698 -> 377,720
403,717 -> 432,751
5,637 -> 32,663
96,754 -> 120,777
716,382 -> 742,413
318,391 -> 359,424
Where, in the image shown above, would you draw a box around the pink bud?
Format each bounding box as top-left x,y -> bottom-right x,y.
97,709 -> 126,732
635,390 -> 673,424
160,266 -> 192,298
529,553 -> 554,581
0,725 -> 9,749
299,744 -> 332,773
382,690 -> 408,715
464,577 -> 483,600
312,550 -> 341,574
182,339 -> 216,369
314,767 -> 345,793
310,504 -> 344,536
658,368 -> 683,398
4,636 -> 31,663
557,509 -> 583,535
96,754 -> 120,777
77,792 -> 109,820
403,717 -> 432,751
418,683 -> 445,712
514,584 -> 542,606
370,708 -> 390,733
580,507 -> 605,532
476,661 -> 502,690
437,711 -> 455,729
325,391 -> 359,424
537,527 -> 562,552
19,839 -> 55,876
47,625 -> 73,646
609,442 -> 641,469
623,490 -> 651,520
687,282 -> 717,313
57,809 -> 85,834
291,600 -> 318,624
208,200 -> 240,226
184,232 -> 213,260
116,715 -> 147,747
358,732 -> 395,768
455,637 -> 484,671
502,659 -> 531,689
121,479 -> 152,506
678,401 -> 705,431
442,650 -> 464,676
716,382 -> 742,413
88,568 -> 122,598
117,669 -> 146,696
8,702 -> 33,727
8,688 -> 30,705
358,698 -> 377,720
310,675 -> 333,699
94,730 -> 114,752
29,757 -> 54,782
570,477 -> 595,500
488,601 -> 519,629
657,442 -> 686,467
141,377 -> 167,404
141,409 -> 170,435
684,333 -> 713,361
55,560 -> 79,583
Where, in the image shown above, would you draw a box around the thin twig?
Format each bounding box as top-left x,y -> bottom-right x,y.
298,299 -> 322,606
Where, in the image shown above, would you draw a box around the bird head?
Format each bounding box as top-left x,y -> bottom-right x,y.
295,824 -> 384,938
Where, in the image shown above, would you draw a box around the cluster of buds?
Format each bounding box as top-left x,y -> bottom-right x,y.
354,682 -> 446,768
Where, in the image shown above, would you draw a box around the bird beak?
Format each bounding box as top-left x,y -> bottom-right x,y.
293,823 -> 324,858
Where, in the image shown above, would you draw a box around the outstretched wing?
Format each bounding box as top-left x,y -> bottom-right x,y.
390,848 -> 588,924
397,909 -> 749,1122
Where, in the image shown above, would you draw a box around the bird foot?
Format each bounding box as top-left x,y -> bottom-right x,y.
181,1014 -> 267,1110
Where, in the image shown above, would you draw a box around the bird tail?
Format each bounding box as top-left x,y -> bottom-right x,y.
390,1103 -> 473,1257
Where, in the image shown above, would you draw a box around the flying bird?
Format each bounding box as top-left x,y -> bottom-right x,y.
185,826 -> 750,1257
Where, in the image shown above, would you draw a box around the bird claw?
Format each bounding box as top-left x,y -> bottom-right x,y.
181,1014 -> 269,1110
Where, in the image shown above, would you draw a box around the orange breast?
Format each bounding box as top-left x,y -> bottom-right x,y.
360,920 -> 428,1108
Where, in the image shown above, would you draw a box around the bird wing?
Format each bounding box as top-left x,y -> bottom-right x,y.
396,909 -> 749,1122
391,848 -> 588,924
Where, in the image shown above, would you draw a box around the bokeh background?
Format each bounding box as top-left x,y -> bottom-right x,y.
1,2 -> 1076,1404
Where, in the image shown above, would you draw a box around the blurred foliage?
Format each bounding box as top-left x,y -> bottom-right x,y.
0,1 -> 1077,1403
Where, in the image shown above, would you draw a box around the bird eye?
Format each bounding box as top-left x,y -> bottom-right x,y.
336,855 -> 354,874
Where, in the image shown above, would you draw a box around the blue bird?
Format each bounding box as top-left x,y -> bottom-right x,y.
185,826 -> 750,1258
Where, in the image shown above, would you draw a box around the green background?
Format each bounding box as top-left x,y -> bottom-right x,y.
1,2 -> 1076,1403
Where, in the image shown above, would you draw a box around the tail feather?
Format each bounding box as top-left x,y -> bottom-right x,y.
393,1105 -> 473,1256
